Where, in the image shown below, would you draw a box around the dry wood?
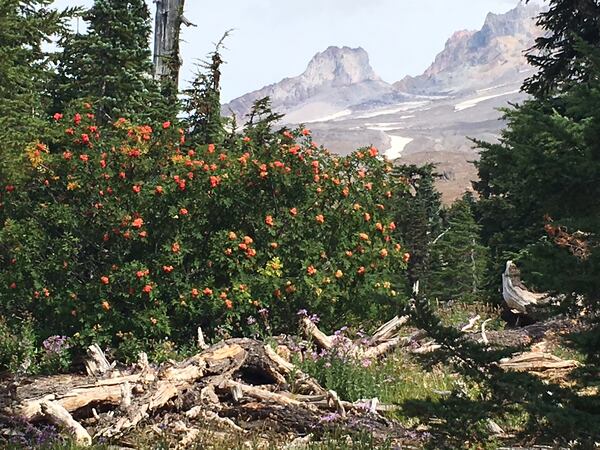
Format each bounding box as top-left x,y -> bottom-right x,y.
40,401 -> 92,446
301,317 -> 334,350
499,352 -> 579,371
461,315 -> 481,333
502,260 -> 549,314
368,315 -> 409,344
85,344 -> 112,377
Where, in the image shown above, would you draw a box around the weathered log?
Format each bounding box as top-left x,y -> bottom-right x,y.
502,261 -> 549,314
40,401 -> 92,446
499,352 -> 579,371
153,0 -> 189,86
301,318 -> 334,350
84,344 -> 112,377
368,315 -> 409,345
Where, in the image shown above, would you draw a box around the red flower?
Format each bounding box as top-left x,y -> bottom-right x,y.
171,242 -> 180,253
132,185 -> 141,194
265,215 -> 274,227
53,113 -> 63,121
142,284 -> 153,294
178,180 -> 186,191
100,276 -> 110,285
179,208 -> 188,216
403,252 -> 411,263
315,214 -> 325,224
242,136 -> 251,143
139,231 -> 147,238
191,288 -> 199,297
301,128 -> 311,136
119,172 -> 126,180
155,185 -> 164,195
65,128 -> 74,136
136,270 -> 146,279
209,176 -> 221,188
9,282 -> 16,289
307,265 -> 317,276
79,154 -> 89,162
162,121 -> 171,129
162,265 -> 174,273
290,207 -> 298,217
203,288 -> 213,296
74,113 -> 81,125
81,133 -> 90,144
63,151 -> 72,160
369,146 -> 378,157
225,299 -> 233,309
208,143 -> 215,153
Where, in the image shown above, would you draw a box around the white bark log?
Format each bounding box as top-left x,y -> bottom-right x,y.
40,401 -> 92,446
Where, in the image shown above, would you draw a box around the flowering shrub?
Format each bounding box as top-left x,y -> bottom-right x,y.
0,104 -> 408,358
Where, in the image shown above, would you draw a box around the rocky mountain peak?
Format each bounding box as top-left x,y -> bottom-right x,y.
395,1 -> 544,94
302,46 -> 381,87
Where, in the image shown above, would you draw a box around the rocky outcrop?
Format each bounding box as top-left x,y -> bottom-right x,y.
224,46 -> 394,123
394,1 -> 543,95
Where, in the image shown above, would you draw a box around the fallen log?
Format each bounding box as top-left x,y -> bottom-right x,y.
499,351 -> 579,372
2,337 -> 409,446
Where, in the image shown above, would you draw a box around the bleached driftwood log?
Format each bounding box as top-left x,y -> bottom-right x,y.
502,261 -> 549,314
499,351 -> 579,371
3,337 -> 406,445
302,315 -> 425,359
40,401 -> 92,446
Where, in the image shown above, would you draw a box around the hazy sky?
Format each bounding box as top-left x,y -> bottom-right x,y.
52,0 -> 523,102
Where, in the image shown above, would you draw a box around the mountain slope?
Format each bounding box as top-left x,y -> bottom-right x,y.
224,46 -> 398,123
394,1 -> 542,95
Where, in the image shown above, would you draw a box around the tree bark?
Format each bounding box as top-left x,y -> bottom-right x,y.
153,0 -> 193,87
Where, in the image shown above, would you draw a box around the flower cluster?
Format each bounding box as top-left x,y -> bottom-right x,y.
0,106 -> 409,356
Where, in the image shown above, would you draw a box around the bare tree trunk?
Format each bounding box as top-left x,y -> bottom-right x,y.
153,0 -> 195,87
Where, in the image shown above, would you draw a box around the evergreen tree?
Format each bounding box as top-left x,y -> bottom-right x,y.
524,0 -> 600,97
52,0 -> 173,123
183,41 -> 228,146
475,2 -> 600,358
391,164 -> 443,292
0,0 -> 74,181
427,195 -> 489,303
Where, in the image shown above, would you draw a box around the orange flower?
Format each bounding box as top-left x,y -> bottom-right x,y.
369,146 -> 378,157
228,231 -> 237,240
301,128 -> 311,136
357,266 -> 366,275
162,265 -> 174,273
162,121 -> 171,129
132,218 -> 144,229
172,242 -> 180,253
359,233 -> 369,241
315,214 -> 325,224
136,270 -> 145,279
290,207 -> 298,217
307,265 -> 317,276
243,236 -> 253,245
191,288 -> 199,297
364,213 -> 371,222
79,154 -> 89,162
179,208 -> 188,216
63,151 -> 72,160
132,185 -> 141,194
379,249 -> 388,258
209,176 -> 221,188
403,252 -> 411,263
342,187 -> 349,197
139,231 -> 148,238
238,242 -> 248,251
345,250 -> 353,257
270,242 -> 278,249
375,222 -> 384,232
100,276 -> 109,285
208,143 -> 215,153
203,288 -> 213,296
225,299 -> 233,309
265,215 -> 274,227
335,270 -> 343,278
142,284 -> 153,294
246,248 -> 257,257
389,222 -> 397,231
101,300 -> 111,311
